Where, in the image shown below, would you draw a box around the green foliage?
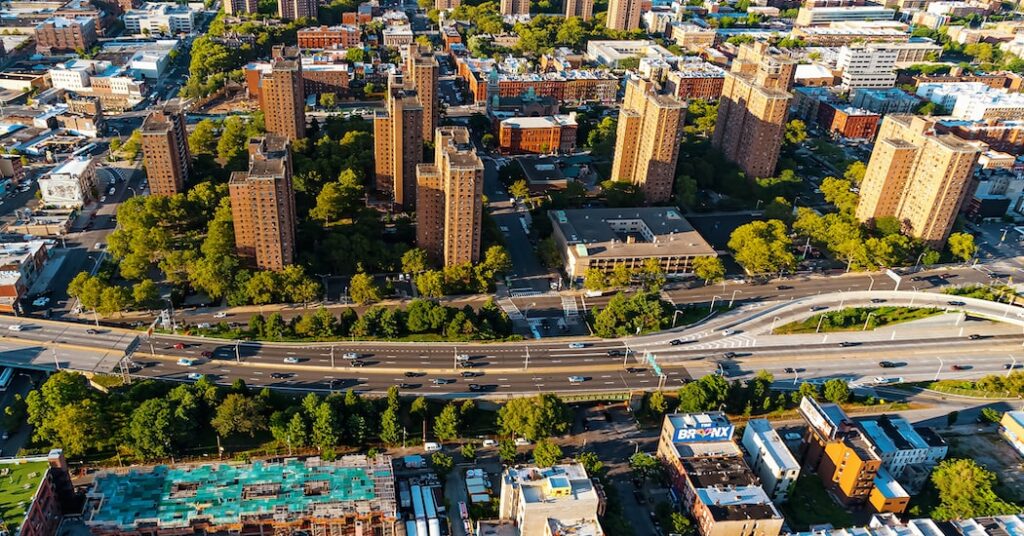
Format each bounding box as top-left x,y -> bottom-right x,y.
600,180 -> 645,207
931,459 -> 1020,520
188,119 -> 219,155
947,232 -> 977,261
211,394 -> 267,438
823,378 -> 852,404
728,219 -> 795,276
309,169 -> 365,225
497,394 -> 571,441
592,291 -> 672,338
784,119 -> 808,145
677,375 -> 729,413
629,452 -> 660,479
532,439 -> 563,467
980,407 -> 1003,424
348,271 -> 381,305
692,256 -> 725,284
776,306 -> 941,334
943,283 -> 1018,303
434,403 -> 461,441
577,451 -> 604,476
844,161 -> 866,185
432,451 -> 454,476
499,439 -> 517,464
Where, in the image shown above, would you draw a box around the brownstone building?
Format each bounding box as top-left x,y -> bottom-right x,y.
141,100 -> 190,196
259,45 -> 306,141
817,103 -> 880,139
498,114 -> 578,154
224,0 -> 258,15
374,74 -> 424,208
297,25 -> 361,49
665,65 -> 726,100
229,135 -> 297,271
611,78 -> 685,204
35,17 -> 97,54
416,127 -> 484,266
713,42 -> 795,179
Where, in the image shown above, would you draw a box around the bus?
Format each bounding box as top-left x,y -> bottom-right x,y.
0,367 -> 14,392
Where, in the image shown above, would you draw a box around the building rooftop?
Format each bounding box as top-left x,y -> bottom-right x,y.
85,456 -> 397,531
552,207 -> 716,260
36,15 -> 92,29
0,459 -> 50,533
49,156 -> 92,177
501,115 -> 577,129
857,415 -> 931,453
1005,411 -> 1024,429
681,457 -> 760,489
547,518 -> 603,536
745,419 -> 800,473
695,485 -> 781,522
872,468 -> 909,500
502,463 -> 597,506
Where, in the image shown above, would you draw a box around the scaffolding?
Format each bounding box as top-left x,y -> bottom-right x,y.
83,455 -> 398,536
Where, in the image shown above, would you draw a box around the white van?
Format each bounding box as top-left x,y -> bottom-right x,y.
424,442 -> 442,452
482,439 -> 497,448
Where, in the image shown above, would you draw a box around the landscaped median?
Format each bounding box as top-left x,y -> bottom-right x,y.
898,370 -> 1024,399
772,306 -> 943,334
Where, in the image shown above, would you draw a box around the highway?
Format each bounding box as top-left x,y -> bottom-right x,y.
0,289 -> 1019,396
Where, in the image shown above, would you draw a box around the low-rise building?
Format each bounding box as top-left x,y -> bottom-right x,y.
48,59 -> 146,111
837,43 -> 898,88
0,240 -> 49,313
669,23 -> 716,52
999,410 -> 1024,457
383,25 -> 414,47
795,64 -> 837,87
586,40 -> 681,68
664,61 -> 726,100
498,463 -> 605,536
498,114 -> 577,155
35,16 -> 97,54
857,415 -> 947,482
741,419 -> 800,503
869,468 -> 911,514
818,104 -> 880,139
548,207 -> 717,279
918,82 -> 1024,121
935,119 -> 1024,154
124,2 -> 195,35
850,87 -> 920,114
38,155 -> 95,208
297,25 -> 361,49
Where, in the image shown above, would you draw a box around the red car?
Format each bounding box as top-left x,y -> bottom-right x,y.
200,351 -> 212,358
173,343 -> 185,350
951,364 -> 967,371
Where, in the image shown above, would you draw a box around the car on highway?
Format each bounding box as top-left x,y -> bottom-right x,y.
669,339 -> 684,345
7,325 -> 22,332
186,372 -> 203,380
432,378 -> 452,385
950,364 -> 969,371
176,358 -> 196,366
283,357 -> 300,364
350,360 -> 366,367
461,371 -> 481,378
722,329 -> 736,336
568,343 -> 586,349
86,329 -> 98,335
213,312 -> 228,318
108,187 -> 116,196
607,349 -> 626,356
1005,363 -> 1021,370
568,376 -> 586,384
625,367 -> 643,374
399,382 -> 418,389
468,384 -> 482,391
328,379 -> 344,389
809,305 -> 828,312
342,352 -> 359,360
947,300 -> 966,306
405,371 -> 423,377
723,352 -> 737,359
776,285 -> 792,290
870,298 -> 887,304
784,367 -> 795,373
173,343 -> 185,349
456,353 -> 471,363
878,361 -> 898,368
968,334 -> 983,340
838,341 -> 858,347
200,351 -> 213,358
270,372 -> 292,379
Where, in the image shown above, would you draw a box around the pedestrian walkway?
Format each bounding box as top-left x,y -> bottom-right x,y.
561,296 -> 578,321
497,298 -> 523,321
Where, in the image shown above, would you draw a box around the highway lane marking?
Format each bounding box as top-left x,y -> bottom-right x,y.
603,381 -> 614,385
253,371 -> 263,375
385,361 -> 396,364
501,384 -> 511,387
600,375 -> 611,378
499,378 -> 508,380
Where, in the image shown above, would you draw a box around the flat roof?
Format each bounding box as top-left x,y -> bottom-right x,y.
0,460 -> 51,533
50,156 -> 91,177
681,457 -> 759,489
873,468 -> 909,499
745,419 -> 800,472
552,207 -> 716,260
696,485 -> 780,522
501,115 -> 577,129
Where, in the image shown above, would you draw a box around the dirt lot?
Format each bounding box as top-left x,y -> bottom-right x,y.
942,425 -> 1024,502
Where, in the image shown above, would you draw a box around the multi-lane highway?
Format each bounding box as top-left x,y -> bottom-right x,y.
1,289 -> 1022,397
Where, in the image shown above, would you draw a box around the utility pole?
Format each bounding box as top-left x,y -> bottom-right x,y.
524,345 -> 530,370
330,345 -> 335,368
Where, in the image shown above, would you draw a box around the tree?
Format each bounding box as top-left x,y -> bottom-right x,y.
583,268 -> 607,291
629,452 -> 659,479
432,451 -> 454,476
98,286 -> 132,316
670,512 -> 693,534
348,271 -> 381,304
482,245 -> 512,276
763,197 -> 793,223
401,248 -> 430,274
211,394 -> 266,438
948,232 -> 977,262
497,394 -> 571,441
921,248 -> 941,267
980,407 -> 1003,424
129,398 -> 177,458
844,161 -> 866,185
286,412 -> 308,448
319,93 -> 336,109
728,220 -> 796,276
132,279 -> 160,310
188,119 -> 218,155
311,402 -> 339,450
784,119 -> 807,145
460,442 -> 477,461
499,439 -> 517,464
217,116 -> 250,164
648,390 -> 668,415
692,256 -> 725,285
411,396 -> 429,421
820,177 -> 858,215
415,270 -> 445,298
532,439 -> 562,467
379,406 -> 401,445
577,451 -> 604,476
434,403 -> 461,441
509,179 -> 530,200
931,458 -> 1019,520
823,378 -> 852,404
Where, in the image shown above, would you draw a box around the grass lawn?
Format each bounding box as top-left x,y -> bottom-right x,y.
774,307 -> 942,334
911,380 -> 1017,399
0,461 -> 49,531
781,475 -> 854,530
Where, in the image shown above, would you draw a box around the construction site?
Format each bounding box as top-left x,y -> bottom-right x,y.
82,455 -> 400,536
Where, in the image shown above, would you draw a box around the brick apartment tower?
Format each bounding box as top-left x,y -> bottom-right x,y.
374,73 -> 424,209
606,0 -> 641,30
405,44 -> 440,142
224,0 -> 258,15
278,0 -> 317,19
416,127 -> 484,266
140,100 -> 190,196
611,78 -> 686,204
712,41 -> 796,179
564,0 -> 593,20
856,115 -> 983,246
229,135 -> 298,271
500,0 -> 530,15
260,45 -> 306,141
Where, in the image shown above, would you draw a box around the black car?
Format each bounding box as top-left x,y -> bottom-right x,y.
607,349 -> 626,356
783,367 -> 795,373
839,341 -> 857,347
669,339 -> 683,346
270,372 -> 291,379
947,300 -> 966,306
777,285 -> 793,290
879,361 -> 897,368
404,371 -> 421,378
723,352 -> 737,359
461,371 -> 482,378
399,383 -> 418,389
968,334 -> 983,340
870,298 -> 886,304
350,360 -> 366,367
468,384 -> 482,391
625,367 -> 643,374
328,379 -> 344,388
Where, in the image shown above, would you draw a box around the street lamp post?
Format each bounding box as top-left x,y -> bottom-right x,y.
934,356 -> 944,381
729,290 -> 742,308
815,313 -> 827,334
234,340 -> 240,363
1009,355 -> 1018,378
710,295 -> 721,313
914,252 -> 926,271
330,345 -> 335,368
672,309 -> 685,327
164,297 -> 176,334
770,316 -> 781,334
862,312 -> 877,331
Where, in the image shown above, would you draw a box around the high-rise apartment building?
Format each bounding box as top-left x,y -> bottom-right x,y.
405,44 -> 439,142
259,45 -> 306,141
374,74 -> 424,209
277,0 -> 316,19
606,0 -> 641,31
223,0 -> 258,14
564,0 -> 593,20
713,42 -> 795,179
435,0 -> 461,9
229,135 -> 297,271
416,127 -> 484,266
856,115 -> 983,245
611,78 -> 685,204
500,0 -> 529,15
140,100 -> 190,196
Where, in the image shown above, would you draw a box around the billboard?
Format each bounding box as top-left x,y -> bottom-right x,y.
672,422 -> 735,443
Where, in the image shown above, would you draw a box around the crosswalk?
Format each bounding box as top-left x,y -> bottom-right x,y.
683,333 -> 758,350
497,298 -> 523,320
561,296 -> 579,320
509,288 -> 543,298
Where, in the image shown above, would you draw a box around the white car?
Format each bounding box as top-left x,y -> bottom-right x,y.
514,437 -> 530,446
7,325 -> 22,332
722,329 -> 736,336
342,352 -> 359,360
176,358 -> 196,366
94,243 -> 104,250
186,372 -> 203,380
568,343 -> 586,349
32,297 -> 49,307
213,312 -> 228,318
283,357 -> 300,364
568,376 -> 586,384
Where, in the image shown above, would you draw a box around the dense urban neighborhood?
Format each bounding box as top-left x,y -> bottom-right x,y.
0,0 -> 1021,534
